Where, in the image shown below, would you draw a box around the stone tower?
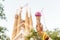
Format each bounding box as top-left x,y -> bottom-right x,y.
12,14 -> 18,40
12,7 -> 33,40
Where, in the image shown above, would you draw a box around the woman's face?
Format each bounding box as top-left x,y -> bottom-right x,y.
36,26 -> 40,32
36,16 -> 41,20
36,25 -> 43,32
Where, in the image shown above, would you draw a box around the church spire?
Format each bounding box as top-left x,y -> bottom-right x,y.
29,8 -> 33,30
25,7 -> 29,31
19,6 -> 23,18
12,10 -> 18,40
17,6 -> 22,34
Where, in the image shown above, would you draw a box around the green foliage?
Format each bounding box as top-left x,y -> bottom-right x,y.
0,27 -> 10,40
0,0 -> 10,40
25,29 -> 42,40
0,26 -> 7,33
46,29 -> 60,40
0,0 -> 6,19
26,29 -> 60,40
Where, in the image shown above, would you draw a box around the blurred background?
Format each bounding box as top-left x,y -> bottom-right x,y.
0,0 -> 60,40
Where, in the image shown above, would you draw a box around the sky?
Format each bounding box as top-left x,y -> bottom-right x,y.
0,0 -> 60,38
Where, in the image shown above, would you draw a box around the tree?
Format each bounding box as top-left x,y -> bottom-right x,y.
25,29 -> 42,40
0,26 -> 10,40
0,0 -> 6,20
46,28 -> 60,40
0,0 -> 10,40
26,28 -> 60,40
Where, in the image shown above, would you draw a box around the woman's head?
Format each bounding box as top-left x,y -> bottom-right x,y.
36,24 -> 43,32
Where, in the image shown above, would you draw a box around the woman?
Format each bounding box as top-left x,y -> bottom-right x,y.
36,23 -> 52,40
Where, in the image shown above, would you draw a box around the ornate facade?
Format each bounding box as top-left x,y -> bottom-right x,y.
11,7 -> 33,40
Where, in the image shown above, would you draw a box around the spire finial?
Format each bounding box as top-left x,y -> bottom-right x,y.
19,6 -> 23,14
29,7 -> 32,19
26,4 -> 28,15
29,8 -> 33,30
15,9 -> 19,19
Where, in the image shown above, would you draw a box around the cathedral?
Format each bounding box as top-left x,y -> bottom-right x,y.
11,7 -> 34,40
